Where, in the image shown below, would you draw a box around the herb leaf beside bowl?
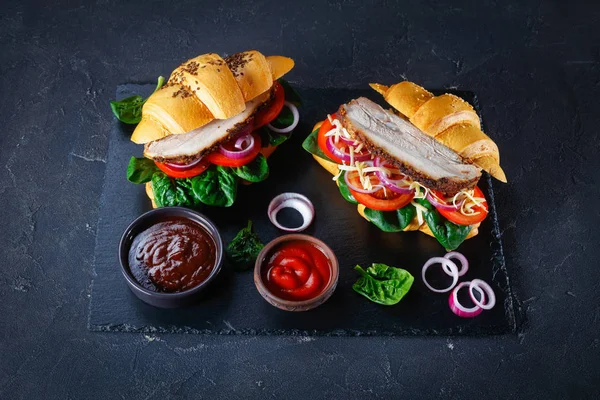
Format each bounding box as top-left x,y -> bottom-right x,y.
352,263 -> 414,305
227,221 -> 264,270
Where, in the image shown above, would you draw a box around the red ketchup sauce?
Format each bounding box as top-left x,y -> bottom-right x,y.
128,217 -> 217,293
262,240 -> 332,301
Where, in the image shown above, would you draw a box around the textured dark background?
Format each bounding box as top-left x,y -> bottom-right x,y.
1,0 -> 599,398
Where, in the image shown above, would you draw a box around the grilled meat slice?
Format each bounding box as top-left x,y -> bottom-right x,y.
144,91 -> 270,164
339,97 -> 481,194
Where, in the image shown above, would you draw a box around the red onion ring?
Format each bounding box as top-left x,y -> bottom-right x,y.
219,132 -> 256,159
469,279 -> 496,310
372,157 -> 415,195
235,134 -> 252,150
268,193 -> 314,232
422,257 -> 459,293
443,251 -> 469,277
324,115 -> 357,145
449,281 -> 485,318
426,191 -> 463,211
338,135 -> 360,145
267,101 -> 300,133
164,156 -> 205,171
326,136 -> 372,163
343,171 -> 383,194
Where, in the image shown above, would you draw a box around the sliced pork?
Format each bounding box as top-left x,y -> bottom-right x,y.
339,97 -> 481,193
144,92 -> 270,164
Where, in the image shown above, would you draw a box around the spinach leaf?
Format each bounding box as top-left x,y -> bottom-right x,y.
126,156 -> 159,184
151,172 -> 196,207
363,204 -> 416,232
149,166 -> 239,208
110,76 -> 165,124
227,220 -> 264,270
415,199 -> 472,251
352,264 -> 414,305
302,128 -> 335,162
257,126 -> 290,147
231,154 -> 269,182
110,95 -> 144,124
191,165 -> 237,207
367,263 -> 412,281
278,78 -> 302,107
337,174 -> 358,204
269,105 -> 295,128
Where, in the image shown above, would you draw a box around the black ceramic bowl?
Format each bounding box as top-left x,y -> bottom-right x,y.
119,207 -> 223,308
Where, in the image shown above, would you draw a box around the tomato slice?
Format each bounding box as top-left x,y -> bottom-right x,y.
155,158 -> 211,179
317,116 -> 344,163
434,186 -> 489,226
254,81 -> 285,129
260,144 -> 278,159
346,171 -> 414,211
317,114 -> 371,164
205,133 -> 262,167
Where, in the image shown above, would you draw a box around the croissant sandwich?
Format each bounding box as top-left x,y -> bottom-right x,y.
123,50 -> 298,208
303,82 -> 506,250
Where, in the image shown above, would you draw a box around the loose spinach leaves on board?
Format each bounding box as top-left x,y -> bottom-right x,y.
414,198 -> 472,251
110,76 -> 165,124
126,156 -> 160,184
352,263 -> 414,305
227,220 -> 264,270
230,154 -> 269,182
302,128 -> 335,162
363,204 -> 416,232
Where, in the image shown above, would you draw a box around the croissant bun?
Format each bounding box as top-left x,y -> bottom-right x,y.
370,81 -> 507,183
131,50 -> 294,144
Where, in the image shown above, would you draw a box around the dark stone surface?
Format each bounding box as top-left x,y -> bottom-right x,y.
91,85 -> 515,336
0,0 -> 598,398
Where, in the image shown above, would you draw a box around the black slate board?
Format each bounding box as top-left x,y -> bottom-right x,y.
88,84 -> 517,336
